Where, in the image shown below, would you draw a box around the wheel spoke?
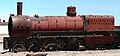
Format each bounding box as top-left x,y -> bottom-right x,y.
13,44 -> 26,52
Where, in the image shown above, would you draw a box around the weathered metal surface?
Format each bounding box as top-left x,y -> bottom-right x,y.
85,15 -> 114,31
115,26 -> 120,30
8,15 -> 115,37
48,16 -> 66,30
66,6 -> 77,16
84,36 -> 115,48
17,2 -> 22,15
9,15 -> 83,37
31,16 -> 83,31
8,15 -> 31,37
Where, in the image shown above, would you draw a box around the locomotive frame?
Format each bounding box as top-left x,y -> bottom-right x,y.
3,2 -> 120,52
3,30 -> 120,52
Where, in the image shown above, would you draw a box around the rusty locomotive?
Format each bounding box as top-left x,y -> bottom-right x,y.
3,2 -> 120,52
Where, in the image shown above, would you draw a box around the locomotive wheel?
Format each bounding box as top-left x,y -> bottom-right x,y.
112,37 -> 120,49
112,43 -> 120,49
43,38 -> 62,51
79,45 -> 87,51
28,43 -> 40,52
12,43 -> 26,52
45,43 -> 61,51
28,39 -> 41,52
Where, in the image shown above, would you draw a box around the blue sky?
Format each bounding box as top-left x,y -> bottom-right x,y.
0,0 -> 120,25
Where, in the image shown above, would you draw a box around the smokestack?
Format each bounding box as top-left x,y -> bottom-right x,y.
17,2 -> 22,15
0,19 -> 1,22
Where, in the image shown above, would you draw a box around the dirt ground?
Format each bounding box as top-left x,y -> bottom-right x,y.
1,49 -> 120,56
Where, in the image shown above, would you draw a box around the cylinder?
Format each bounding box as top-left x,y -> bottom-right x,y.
17,2 -> 22,15
66,6 -> 77,16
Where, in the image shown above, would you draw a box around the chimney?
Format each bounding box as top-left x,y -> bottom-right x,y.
0,19 -> 1,22
66,6 -> 77,16
17,2 -> 22,15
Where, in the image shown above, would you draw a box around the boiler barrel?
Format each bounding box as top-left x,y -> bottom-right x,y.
31,16 -> 84,31
8,16 -> 84,37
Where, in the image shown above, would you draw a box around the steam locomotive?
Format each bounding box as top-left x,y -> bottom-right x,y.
3,2 -> 120,52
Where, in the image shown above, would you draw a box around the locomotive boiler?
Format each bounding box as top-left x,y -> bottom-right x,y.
3,2 -> 120,52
